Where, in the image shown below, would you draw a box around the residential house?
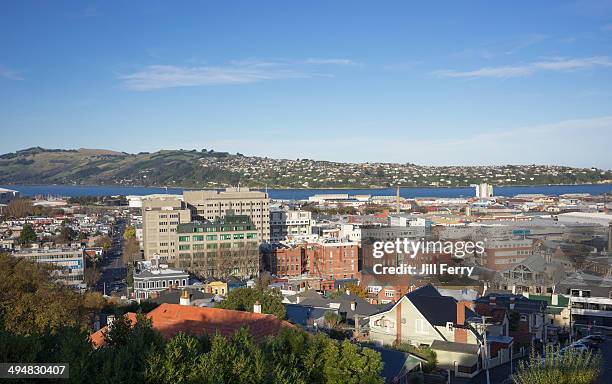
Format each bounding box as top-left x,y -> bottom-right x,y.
369,285 -> 486,377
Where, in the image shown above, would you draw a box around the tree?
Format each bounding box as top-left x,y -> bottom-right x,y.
123,226 -> 136,241
217,286 -> 286,319
0,253 -> 97,335
123,237 -> 141,264
94,235 -> 112,250
513,345 -> 601,384
56,224 -> 77,243
18,223 -> 38,245
5,198 -> 33,218
324,311 -> 342,329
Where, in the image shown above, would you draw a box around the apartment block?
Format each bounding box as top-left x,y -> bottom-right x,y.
307,240 -> 359,280
270,207 -> 312,242
175,215 -> 260,278
183,187 -> 270,242
142,196 -> 191,264
268,245 -> 306,277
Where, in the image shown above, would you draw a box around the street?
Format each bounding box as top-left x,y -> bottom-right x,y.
95,218 -> 128,297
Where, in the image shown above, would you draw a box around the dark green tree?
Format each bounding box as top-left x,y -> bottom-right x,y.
18,223 -> 38,245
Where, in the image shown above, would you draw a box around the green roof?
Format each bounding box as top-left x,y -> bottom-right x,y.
529,294 -> 570,308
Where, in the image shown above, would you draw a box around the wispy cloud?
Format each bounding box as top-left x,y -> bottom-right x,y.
435,56 -> 612,79
505,34 -> 547,55
304,58 -> 357,65
120,58 -> 353,90
0,65 -> 23,80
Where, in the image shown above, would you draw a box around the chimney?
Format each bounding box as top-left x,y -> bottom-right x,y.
455,301 -> 468,343
253,300 -> 262,314
107,314 -> 115,329
552,294 -> 559,306
351,301 -> 357,311
180,289 -> 190,306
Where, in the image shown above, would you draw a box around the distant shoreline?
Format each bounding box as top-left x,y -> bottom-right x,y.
2,182 -> 611,190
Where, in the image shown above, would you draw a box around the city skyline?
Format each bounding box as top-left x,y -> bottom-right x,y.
1,1 -> 612,168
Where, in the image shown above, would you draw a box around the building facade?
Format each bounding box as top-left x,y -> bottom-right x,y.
12,246 -> 85,288
142,196 -> 191,264
175,215 -> 260,278
270,207 -> 312,242
133,266 -> 190,300
183,187 -> 270,243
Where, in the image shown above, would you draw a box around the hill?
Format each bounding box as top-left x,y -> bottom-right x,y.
0,147 -> 610,188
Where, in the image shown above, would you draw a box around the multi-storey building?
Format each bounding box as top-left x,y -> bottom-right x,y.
12,245 -> 85,288
133,266 -> 190,300
483,237 -> 533,271
175,215 -> 260,278
307,240 -> 359,280
270,207 -> 312,242
142,196 -> 191,264
183,187 -> 270,243
268,245 -> 306,277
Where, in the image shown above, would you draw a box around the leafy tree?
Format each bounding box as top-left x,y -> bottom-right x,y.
0,253 -> 97,335
18,223 -> 38,245
57,224 -> 77,243
217,286 -> 286,319
123,226 -> 136,240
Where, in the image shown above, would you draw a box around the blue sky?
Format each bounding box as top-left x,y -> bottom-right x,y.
1,1 -> 612,168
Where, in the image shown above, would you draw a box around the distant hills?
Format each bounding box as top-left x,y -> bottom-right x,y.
0,147 -> 610,189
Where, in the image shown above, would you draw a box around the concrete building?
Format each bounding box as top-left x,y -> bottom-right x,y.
0,187 -> 20,205
270,207 -> 313,242
175,215 -> 260,278
183,187 -> 270,242
483,237 -> 534,271
12,245 -> 85,288
473,183 -> 493,199
133,266 -> 190,300
142,196 -> 191,264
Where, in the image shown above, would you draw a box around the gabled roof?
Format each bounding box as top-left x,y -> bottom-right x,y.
372,284 -> 477,326
90,304 -> 293,347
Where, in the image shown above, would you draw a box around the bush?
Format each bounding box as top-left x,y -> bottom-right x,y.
513,345 -> 601,384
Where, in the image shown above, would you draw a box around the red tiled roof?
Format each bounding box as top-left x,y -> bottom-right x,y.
90,312 -> 137,348
90,304 -> 292,348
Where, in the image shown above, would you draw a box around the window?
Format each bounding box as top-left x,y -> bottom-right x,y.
179,236 -> 190,242
385,290 -> 395,298
178,245 -> 190,251
206,235 -> 218,241
193,235 -> 204,241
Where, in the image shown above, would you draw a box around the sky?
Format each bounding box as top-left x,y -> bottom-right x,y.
1,1 -> 612,168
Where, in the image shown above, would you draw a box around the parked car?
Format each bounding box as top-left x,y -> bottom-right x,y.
561,343 -> 589,353
582,334 -> 606,344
